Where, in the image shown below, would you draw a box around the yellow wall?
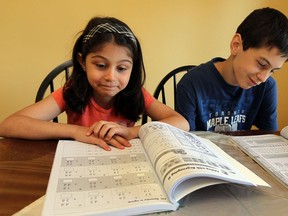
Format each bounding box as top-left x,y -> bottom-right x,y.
1,0 -> 288,129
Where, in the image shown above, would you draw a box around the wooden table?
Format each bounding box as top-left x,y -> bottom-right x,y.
0,139 -> 57,216
0,131 -> 288,216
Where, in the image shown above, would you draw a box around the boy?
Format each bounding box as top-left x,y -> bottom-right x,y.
176,7 -> 288,131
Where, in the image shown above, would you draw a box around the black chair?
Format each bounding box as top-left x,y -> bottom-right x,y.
142,65 -> 195,124
35,60 -> 73,122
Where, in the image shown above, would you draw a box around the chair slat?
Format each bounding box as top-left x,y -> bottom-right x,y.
142,65 -> 195,125
35,60 -> 73,123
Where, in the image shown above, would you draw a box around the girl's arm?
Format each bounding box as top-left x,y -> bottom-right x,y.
0,95 -> 124,151
145,100 -> 190,131
0,95 -> 67,139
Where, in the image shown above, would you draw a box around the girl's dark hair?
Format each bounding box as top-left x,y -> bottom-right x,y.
237,7 -> 288,57
63,17 -> 146,122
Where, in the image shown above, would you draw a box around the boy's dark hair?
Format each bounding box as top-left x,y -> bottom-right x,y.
237,7 -> 288,57
63,17 -> 146,122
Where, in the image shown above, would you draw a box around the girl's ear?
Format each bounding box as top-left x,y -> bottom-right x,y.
230,33 -> 242,55
77,53 -> 86,71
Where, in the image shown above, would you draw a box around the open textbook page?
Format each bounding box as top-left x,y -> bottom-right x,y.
280,125 -> 288,139
230,133 -> 288,189
139,122 -> 269,203
42,121 -> 268,216
42,139 -> 177,216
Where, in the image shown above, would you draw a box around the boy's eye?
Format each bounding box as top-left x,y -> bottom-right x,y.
270,69 -> 278,74
257,61 -> 267,67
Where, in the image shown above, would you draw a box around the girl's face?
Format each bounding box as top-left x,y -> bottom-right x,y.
80,42 -> 133,108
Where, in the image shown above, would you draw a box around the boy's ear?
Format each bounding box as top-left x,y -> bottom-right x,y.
77,53 -> 86,71
230,33 -> 242,55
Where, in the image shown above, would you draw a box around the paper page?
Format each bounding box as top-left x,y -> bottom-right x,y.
42,140 -> 176,216
231,134 -> 288,189
13,196 -> 45,216
280,126 -> 288,139
139,122 -> 268,203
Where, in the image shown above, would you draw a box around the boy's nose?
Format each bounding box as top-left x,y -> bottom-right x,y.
256,70 -> 271,83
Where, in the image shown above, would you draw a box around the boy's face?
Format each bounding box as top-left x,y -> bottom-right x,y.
231,35 -> 287,89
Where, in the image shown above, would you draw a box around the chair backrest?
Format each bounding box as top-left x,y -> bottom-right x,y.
35,60 -> 73,122
142,65 -> 195,125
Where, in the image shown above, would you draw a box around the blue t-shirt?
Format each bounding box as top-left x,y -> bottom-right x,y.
176,58 -> 278,131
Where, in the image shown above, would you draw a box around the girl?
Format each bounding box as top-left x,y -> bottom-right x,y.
0,17 -> 189,151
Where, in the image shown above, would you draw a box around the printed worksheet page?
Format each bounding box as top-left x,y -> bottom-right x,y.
280,126 -> 288,139
139,122 -> 264,203
231,134 -> 288,189
42,139 -> 175,216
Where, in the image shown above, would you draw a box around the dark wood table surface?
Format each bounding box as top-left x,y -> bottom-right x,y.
0,130 -> 285,216
0,138 -> 58,216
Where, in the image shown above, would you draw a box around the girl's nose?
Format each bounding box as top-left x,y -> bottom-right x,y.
104,68 -> 115,80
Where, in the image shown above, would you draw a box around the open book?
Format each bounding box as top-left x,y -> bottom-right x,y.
42,122 -> 269,216
230,126 -> 288,189
280,125 -> 288,139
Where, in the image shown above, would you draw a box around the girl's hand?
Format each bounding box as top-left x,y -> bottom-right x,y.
84,121 -> 139,150
86,121 -> 136,141
72,125 -> 131,151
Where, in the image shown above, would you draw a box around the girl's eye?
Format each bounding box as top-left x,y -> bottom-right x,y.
96,63 -> 106,69
117,66 -> 127,72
